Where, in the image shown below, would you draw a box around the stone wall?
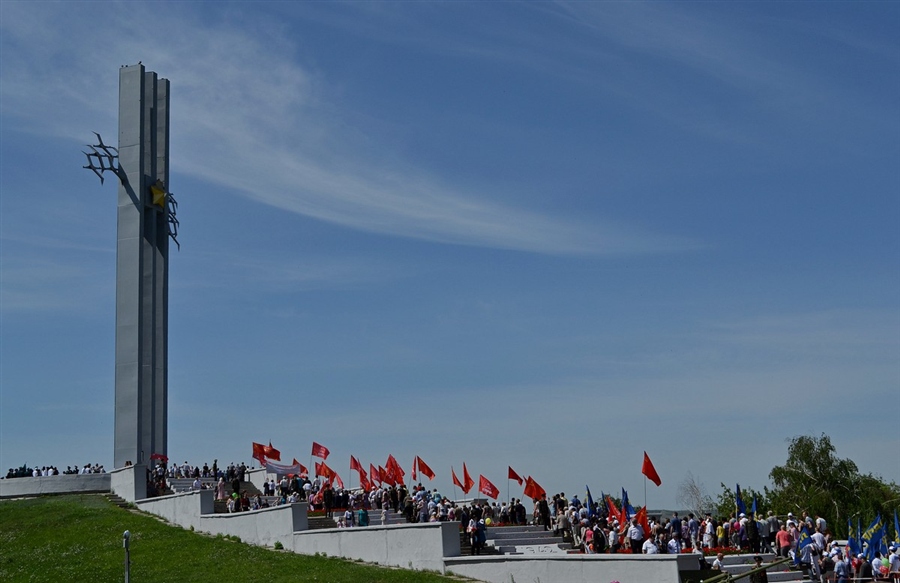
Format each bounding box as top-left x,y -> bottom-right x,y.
0,473 -> 111,498
292,521 -> 460,573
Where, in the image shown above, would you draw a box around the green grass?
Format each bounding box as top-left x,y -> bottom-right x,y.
0,495 -> 460,582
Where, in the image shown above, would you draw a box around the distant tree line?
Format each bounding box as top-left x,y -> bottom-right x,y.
677,434 -> 899,538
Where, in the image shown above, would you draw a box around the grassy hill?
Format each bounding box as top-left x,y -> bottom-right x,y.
0,494 -> 462,582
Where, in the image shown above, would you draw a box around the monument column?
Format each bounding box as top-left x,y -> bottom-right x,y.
113,64 -> 170,469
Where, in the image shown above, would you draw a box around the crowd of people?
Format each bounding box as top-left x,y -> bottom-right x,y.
5,463 -> 106,478
13,455 -> 897,580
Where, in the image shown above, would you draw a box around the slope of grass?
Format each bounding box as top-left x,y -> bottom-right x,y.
0,495 -> 461,582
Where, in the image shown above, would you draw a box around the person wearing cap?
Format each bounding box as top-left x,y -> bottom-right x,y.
820,546 -> 835,582
889,546 -> 900,581
856,553 -> 874,582
749,556 -> 768,583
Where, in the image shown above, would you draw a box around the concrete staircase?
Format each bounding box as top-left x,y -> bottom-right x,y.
106,493 -> 130,509
484,524 -> 572,555
715,553 -> 811,582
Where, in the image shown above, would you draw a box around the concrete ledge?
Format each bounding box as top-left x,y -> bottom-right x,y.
445,553 -> 686,583
0,474 -> 111,499
136,489 -> 213,531
201,502 -> 308,549
110,464 -> 146,502
293,521 -> 460,573
135,489 -> 307,550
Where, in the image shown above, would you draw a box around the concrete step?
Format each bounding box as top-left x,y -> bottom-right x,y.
106,494 -> 130,509
716,554 -> 810,582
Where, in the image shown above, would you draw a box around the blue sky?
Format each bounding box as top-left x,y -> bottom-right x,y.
1,2 -> 897,509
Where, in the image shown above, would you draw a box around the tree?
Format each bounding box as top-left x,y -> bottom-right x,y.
767,433 -> 900,537
677,471 -> 715,518
714,482 -> 766,520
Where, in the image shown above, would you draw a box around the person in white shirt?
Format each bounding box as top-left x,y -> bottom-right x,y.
712,552 -> 725,571
642,537 -> 659,554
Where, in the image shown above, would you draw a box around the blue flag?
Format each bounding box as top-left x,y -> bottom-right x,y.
867,525 -> 885,562
621,488 -> 634,520
585,485 -> 595,518
863,514 -> 883,543
751,495 -> 757,516
894,510 -> 899,545
863,515 -> 883,562
795,524 -> 812,565
847,518 -> 861,557
735,484 -> 746,515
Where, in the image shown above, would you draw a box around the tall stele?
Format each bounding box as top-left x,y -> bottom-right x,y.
83,64 -> 179,469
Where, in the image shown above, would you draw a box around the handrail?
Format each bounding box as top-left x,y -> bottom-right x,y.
702,556 -> 792,583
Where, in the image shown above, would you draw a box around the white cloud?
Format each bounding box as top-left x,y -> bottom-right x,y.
0,3 -> 694,256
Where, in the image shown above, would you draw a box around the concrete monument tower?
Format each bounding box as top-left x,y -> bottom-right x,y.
84,64 -> 178,469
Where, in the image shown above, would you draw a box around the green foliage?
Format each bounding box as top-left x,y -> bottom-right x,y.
714,483 -> 767,520
0,495 -> 456,582
767,434 -> 900,537
273,541 -> 284,550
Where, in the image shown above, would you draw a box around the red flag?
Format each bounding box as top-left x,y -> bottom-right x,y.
452,467 -> 465,491
635,506 -> 651,539
350,455 -> 362,472
462,463 -> 474,494
252,442 -> 267,462
264,441 -> 281,462
606,495 -> 620,522
479,475 -> 499,499
359,470 -> 370,491
642,451 -> 662,487
412,456 -> 417,482
386,455 -> 405,481
379,465 -> 393,486
292,459 -> 309,477
318,461 -> 341,490
416,456 -> 435,480
523,476 -> 546,500
311,442 -> 330,460
508,466 -> 523,486
370,463 -> 381,486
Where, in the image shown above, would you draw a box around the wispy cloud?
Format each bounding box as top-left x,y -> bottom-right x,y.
0,3 -> 694,256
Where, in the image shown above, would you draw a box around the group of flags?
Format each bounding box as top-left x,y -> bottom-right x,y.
845,511 -> 900,563
731,482 -> 899,564
251,441 -> 665,507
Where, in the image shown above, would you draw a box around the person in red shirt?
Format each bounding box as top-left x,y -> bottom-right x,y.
775,525 -> 792,558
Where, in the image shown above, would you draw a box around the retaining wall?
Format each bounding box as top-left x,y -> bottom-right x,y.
136,489 -> 214,532
110,464 -> 146,502
134,489 -> 307,549
445,552 -> 690,583
0,473 -> 111,499
293,521 -> 460,573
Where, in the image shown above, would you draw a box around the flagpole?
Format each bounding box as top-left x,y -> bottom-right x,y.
644,475 -> 647,511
